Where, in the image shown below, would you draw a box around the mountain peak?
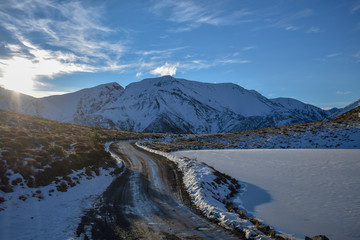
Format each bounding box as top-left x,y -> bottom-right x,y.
0,76 -> 331,133
143,75 -> 179,85
92,82 -> 124,91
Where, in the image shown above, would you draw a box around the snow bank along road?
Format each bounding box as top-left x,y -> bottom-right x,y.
77,142 -> 238,239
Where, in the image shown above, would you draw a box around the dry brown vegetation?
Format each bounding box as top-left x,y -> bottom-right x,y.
0,110 -> 163,194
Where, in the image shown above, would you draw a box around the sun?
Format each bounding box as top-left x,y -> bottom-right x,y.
0,56 -> 35,94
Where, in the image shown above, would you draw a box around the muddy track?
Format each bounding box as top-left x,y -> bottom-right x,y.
77,142 -> 239,239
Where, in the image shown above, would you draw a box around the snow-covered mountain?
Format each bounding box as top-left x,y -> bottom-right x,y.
0,76 -> 331,133
327,98 -> 360,120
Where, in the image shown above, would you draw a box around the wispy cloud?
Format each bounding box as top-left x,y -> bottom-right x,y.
136,47 -> 188,57
257,8 -> 314,32
242,45 -> 257,51
354,51 -> 360,61
151,0 -> 252,32
178,57 -> 251,72
1,3 -> 126,67
306,27 -> 320,34
178,60 -> 213,71
327,53 -> 342,58
336,91 -> 352,95
351,2 -> 360,13
0,0 -> 123,60
0,41 -> 95,94
0,0 -> 130,95
316,52 -> 342,62
216,59 -> 251,64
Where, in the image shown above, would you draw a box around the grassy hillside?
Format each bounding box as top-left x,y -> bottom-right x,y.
0,110 -> 162,203
144,106 -> 360,152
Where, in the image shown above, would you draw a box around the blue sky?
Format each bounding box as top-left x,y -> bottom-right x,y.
0,0 -> 359,108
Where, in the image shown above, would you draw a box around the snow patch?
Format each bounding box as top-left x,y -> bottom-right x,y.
0,168 -> 116,240
0,142 -> 124,240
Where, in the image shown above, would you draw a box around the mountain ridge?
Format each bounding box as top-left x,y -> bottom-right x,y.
0,76 -> 333,133
327,98 -> 360,120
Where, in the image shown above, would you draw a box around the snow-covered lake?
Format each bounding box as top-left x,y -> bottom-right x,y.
174,149 -> 360,240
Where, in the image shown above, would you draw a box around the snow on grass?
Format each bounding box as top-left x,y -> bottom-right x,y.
136,142 -> 273,240
174,149 -> 360,240
0,168 -> 116,240
0,142 -> 124,240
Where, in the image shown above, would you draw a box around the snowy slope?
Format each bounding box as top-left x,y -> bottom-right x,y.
0,76 -> 330,133
30,82 -> 124,122
270,98 -> 327,122
328,98 -> 360,120
0,87 -> 37,113
65,76 -> 331,133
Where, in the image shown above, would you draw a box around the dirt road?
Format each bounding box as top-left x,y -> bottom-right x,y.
77,142 -> 239,239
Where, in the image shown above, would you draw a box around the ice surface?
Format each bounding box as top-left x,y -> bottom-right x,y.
174,149 -> 360,240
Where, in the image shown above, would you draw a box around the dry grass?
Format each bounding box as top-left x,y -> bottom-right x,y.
0,110 -> 164,193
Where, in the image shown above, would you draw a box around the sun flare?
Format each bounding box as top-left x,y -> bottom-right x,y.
0,57 -> 35,94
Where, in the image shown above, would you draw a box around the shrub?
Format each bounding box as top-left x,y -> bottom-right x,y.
37,137 -> 51,148
90,130 -> 101,147
18,195 -> 27,201
228,184 -> 238,198
85,167 -> 92,177
56,182 -> 68,192
46,144 -> 65,157
0,184 -> 13,193
35,170 -> 55,187
225,201 -> 233,212
4,141 -> 23,151
21,149 -> 37,156
15,136 -> 34,149
37,194 -> 44,200
18,165 -> 34,180
236,209 -> 247,219
11,177 -> 22,186
74,143 -> 91,152
93,167 -> 100,176
258,225 -> 271,235
25,177 -> 36,188
1,150 -> 11,158
50,159 -> 71,176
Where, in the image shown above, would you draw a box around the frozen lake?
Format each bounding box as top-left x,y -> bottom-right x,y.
174,149 -> 360,240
